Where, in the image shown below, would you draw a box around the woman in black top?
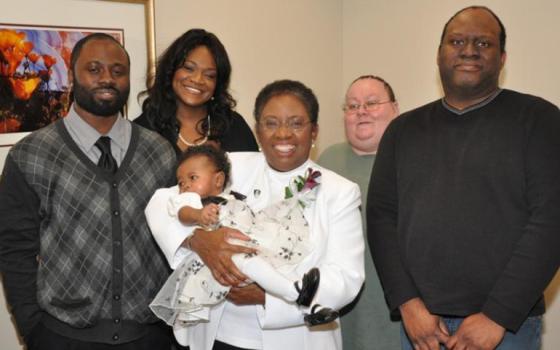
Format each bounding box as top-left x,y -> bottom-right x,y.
135,29 -> 258,156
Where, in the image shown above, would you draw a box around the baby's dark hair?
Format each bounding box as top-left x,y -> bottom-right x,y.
177,145 -> 231,190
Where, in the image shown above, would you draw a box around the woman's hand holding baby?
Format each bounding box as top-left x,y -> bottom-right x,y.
190,227 -> 256,286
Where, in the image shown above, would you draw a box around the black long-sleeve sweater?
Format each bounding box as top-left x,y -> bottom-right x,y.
367,89 -> 560,331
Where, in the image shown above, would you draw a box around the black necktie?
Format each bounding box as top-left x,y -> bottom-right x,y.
95,136 -> 118,174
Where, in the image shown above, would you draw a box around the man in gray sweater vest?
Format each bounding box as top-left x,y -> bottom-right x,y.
0,33 -> 175,349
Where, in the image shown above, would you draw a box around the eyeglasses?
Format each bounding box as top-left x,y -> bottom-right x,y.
342,100 -> 393,113
258,118 -> 312,132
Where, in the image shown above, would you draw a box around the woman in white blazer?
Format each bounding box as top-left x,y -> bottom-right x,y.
146,80 -> 365,350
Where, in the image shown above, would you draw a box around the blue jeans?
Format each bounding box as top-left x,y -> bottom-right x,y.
400,315 -> 542,350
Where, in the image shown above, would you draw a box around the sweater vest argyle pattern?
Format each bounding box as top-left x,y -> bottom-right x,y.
9,120 -> 175,327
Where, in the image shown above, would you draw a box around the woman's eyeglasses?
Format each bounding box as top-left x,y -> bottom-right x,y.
258,118 -> 312,132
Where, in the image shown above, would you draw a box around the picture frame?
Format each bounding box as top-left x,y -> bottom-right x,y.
0,24 -> 124,140
0,0 -> 156,148
102,0 -> 156,85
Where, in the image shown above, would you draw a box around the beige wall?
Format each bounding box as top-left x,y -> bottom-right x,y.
0,1 -> 558,349
342,0 -> 560,113
154,0 -> 343,152
342,1 -> 560,349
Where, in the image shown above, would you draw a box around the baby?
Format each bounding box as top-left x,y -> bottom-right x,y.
149,145 -> 337,328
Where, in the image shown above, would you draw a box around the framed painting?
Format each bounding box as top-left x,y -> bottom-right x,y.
0,0 -> 155,148
0,24 -> 123,141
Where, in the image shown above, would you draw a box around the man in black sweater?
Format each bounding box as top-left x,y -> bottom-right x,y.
368,6 -> 560,350
0,34 -> 175,348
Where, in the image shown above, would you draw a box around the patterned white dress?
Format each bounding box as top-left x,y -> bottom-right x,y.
150,184 -> 317,327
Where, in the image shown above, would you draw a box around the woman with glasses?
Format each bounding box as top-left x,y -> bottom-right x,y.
135,28 -> 257,155
146,80 -> 365,350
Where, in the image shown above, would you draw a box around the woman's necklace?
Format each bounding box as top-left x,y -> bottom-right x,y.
178,115 -> 211,147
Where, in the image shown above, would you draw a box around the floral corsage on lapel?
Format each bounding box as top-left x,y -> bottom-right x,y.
284,168 -> 322,208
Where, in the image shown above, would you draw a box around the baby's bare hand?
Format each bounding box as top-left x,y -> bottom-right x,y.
200,203 -> 220,226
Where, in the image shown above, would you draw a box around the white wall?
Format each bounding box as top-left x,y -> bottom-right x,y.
0,0 -> 558,349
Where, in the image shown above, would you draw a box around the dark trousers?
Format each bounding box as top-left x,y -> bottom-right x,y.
213,340 -> 255,350
170,340 -> 252,350
27,322 -> 172,350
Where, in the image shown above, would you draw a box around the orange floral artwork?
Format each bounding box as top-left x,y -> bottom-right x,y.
0,24 -> 122,134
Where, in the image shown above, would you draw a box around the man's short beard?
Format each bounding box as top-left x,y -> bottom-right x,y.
72,80 -> 129,117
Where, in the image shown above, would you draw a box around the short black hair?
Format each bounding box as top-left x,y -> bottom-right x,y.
439,6 -> 507,53
253,79 -> 319,124
70,32 -> 130,71
177,145 -> 231,190
350,75 -> 397,102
